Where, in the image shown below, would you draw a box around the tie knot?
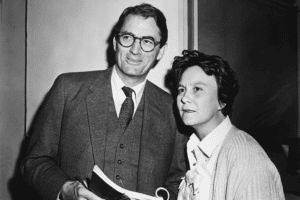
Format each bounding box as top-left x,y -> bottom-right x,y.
122,86 -> 134,97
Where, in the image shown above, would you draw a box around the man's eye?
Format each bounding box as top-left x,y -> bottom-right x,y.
122,35 -> 132,40
142,39 -> 154,45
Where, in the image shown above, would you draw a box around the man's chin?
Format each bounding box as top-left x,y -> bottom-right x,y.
122,69 -> 144,77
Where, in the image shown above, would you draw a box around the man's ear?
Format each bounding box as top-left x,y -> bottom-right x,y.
113,36 -> 117,51
157,43 -> 168,61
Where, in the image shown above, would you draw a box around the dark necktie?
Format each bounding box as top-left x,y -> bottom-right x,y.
119,86 -> 134,130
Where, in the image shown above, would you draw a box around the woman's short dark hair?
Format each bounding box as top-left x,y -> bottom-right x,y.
114,3 -> 168,47
172,50 -> 239,116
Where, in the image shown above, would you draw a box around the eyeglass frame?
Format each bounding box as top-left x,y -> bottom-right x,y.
115,33 -> 161,52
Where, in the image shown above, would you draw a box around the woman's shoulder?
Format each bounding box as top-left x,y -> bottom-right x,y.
220,126 -> 270,164
215,126 -> 283,199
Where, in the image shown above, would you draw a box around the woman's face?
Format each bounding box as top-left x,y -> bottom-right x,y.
177,66 -> 225,135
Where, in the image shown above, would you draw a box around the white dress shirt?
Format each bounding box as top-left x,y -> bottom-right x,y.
111,66 -> 146,117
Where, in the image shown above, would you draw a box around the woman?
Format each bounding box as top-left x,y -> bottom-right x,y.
172,50 -> 284,200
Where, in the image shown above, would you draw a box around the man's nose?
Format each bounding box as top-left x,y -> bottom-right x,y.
129,39 -> 142,55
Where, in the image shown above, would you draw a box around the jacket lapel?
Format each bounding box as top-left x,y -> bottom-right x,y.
86,68 -> 113,168
142,81 -> 165,140
137,81 -> 166,191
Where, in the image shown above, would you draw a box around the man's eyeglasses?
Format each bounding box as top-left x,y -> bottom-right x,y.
116,33 -> 160,52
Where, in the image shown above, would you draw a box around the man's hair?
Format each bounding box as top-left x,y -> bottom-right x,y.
114,3 -> 168,47
172,50 -> 239,116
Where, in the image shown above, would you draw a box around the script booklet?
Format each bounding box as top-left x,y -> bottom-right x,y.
89,165 -> 170,200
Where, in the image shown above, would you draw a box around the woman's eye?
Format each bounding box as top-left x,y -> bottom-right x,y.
178,88 -> 184,94
194,87 -> 202,92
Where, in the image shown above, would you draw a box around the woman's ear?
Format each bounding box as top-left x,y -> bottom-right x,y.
218,102 -> 226,110
113,36 -> 117,51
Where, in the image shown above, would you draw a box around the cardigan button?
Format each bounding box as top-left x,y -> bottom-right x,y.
116,175 -> 120,180
120,143 -> 124,148
117,160 -> 122,164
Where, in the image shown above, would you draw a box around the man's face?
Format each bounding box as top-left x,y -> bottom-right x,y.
177,66 -> 225,135
113,15 -> 166,85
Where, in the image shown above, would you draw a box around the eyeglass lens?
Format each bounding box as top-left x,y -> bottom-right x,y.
118,34 -> 156,52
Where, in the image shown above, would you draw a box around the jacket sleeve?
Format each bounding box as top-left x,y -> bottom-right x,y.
164,128 -> 188,200
21,74 -> 70,200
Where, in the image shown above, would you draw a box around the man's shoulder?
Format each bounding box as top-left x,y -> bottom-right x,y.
55,68 -> 111,86
146,80 -> 173,102
58,69 -> 109,81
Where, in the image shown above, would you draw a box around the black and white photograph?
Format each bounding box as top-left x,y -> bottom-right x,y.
1,0 -> 299,199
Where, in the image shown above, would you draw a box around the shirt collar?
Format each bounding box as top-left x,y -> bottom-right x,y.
111,65 -> 146,105
187,116 -> 232,159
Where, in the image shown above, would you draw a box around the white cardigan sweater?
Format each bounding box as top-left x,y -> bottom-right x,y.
179,125 -> 285,200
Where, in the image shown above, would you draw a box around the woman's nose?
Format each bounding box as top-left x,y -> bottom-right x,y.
180,91 -> 191,104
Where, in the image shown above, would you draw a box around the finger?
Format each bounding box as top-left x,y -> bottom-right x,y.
77,186 -> 104,200
60,181 -> 78,200
75,183 -> 89,200
73,181 -> 81,198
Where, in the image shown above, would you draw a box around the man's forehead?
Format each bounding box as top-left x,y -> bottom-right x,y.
120,15 -> 161,38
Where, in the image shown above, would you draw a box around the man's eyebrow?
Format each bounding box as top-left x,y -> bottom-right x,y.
119,31 -> 155,39
119,31 -> 133,35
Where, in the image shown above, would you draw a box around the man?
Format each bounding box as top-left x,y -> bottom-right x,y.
21,3 -> 187,200
172,50 -> 284,199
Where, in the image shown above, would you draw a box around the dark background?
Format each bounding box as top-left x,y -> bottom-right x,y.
188,0 -> 300,198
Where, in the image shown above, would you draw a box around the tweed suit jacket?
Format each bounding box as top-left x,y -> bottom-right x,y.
21,67 -> 188,200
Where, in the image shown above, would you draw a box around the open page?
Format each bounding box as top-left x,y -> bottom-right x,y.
89,165 -> 169,200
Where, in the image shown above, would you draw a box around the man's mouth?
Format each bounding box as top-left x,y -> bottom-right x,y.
127,57 -> 142,65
